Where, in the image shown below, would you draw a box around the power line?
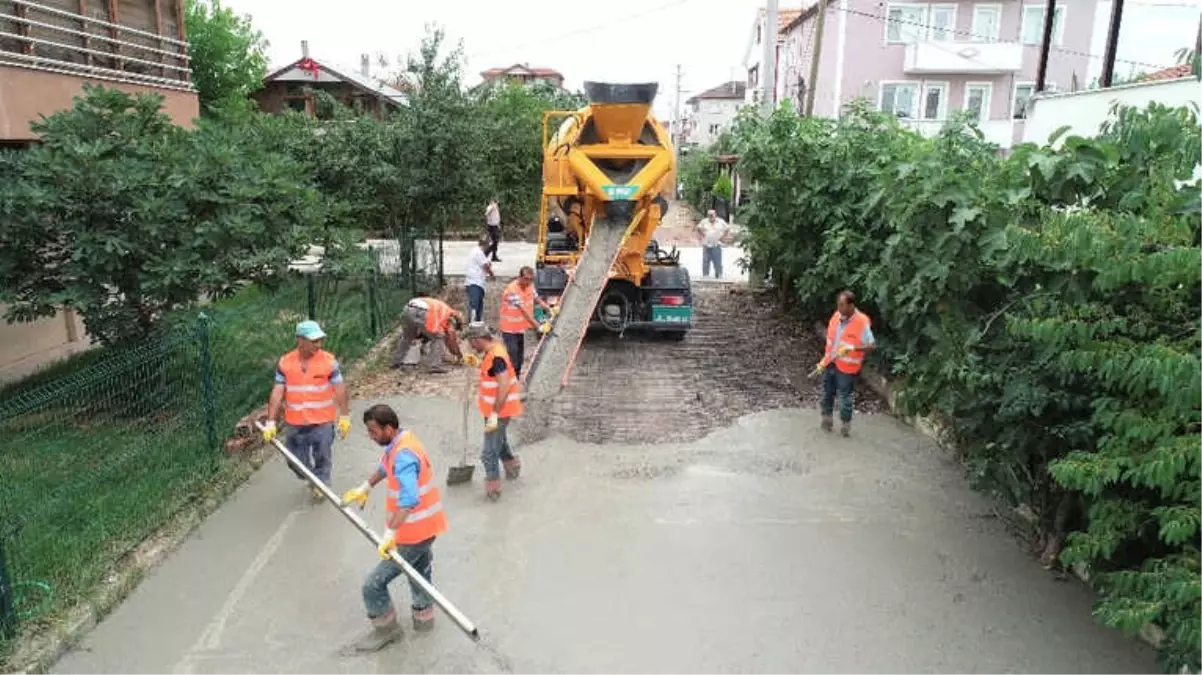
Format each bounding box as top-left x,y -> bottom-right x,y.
835,4 -> 1177,71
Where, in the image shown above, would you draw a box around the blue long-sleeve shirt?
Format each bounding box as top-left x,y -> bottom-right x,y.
374,432 -> 420,508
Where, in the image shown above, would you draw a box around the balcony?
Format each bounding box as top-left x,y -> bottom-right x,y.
0,0 -> 192,88
903,41 -> 1023,75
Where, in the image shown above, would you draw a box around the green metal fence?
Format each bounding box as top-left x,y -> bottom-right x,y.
0,265 -> 428,644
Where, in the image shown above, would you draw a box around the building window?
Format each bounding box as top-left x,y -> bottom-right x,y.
886,4 -> 929,43
748,65 -> 759,87
1013,84 -> 1034,119
880,82 -> 919,117
921,82 -> 947,120
709,124 -> 721,134
1021,5 -> 1065,46
929,5 -> 957,41
964,83 -> 992,122
971,4 -> 1001,41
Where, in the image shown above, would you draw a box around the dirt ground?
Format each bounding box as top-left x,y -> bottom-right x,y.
349,279 -> 888,445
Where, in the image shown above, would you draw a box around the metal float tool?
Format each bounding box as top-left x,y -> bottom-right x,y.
254,420 -> 480,642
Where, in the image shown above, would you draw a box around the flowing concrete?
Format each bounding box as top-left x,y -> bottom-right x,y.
52,398 -> 1155,674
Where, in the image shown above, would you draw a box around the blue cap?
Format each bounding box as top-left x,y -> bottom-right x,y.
296,320 -> 327,341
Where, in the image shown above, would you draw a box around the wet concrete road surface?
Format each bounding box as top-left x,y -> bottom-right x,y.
52,397 -> 1155,674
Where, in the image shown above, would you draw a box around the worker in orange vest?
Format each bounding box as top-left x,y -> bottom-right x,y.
461,322 -> 523,501
262,320 -> 351,501
340,403 -> 448,653
497,266 -> 556,378
390,296 -> 467,374
820,290 -> 875,437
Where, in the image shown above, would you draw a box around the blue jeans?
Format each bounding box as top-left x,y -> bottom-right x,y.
362,536 -> 435,619
820,366 -> 857,423
702,245 -> 723,278
482,417 -> 516,481
285,423 -> 334,484
466,284 -> 485,324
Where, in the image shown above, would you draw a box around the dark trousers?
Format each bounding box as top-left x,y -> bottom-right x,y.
285,423 -> 334,484
362,536 -> 435,618
502,331 -> 525,378
820,365 -> 857,423
466,284 -> 486,323
486,225 -> 501,260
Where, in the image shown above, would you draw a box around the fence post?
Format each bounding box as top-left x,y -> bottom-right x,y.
0,536 -> 16,639
368,269 -> 379,337
437,224 -> 445,290
198,313 -> 218,452
307,275 -> 317,321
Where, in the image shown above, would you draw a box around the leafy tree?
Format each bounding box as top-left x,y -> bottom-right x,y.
0,85 -> 322,346
184,0 -> 269,114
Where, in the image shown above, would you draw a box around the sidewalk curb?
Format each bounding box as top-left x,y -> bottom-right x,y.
848,349 -> 1166,655
6,444 -> 274,674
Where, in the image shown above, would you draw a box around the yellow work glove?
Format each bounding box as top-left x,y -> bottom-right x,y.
484,412 -> 499,432
550,304 -> 561,317
462,353 -> 481,367
337,415 -> 352,439
538,321 -> 552,335
261,420 -> 278,443
377,529 -> 397,560
340,481 -> 371,510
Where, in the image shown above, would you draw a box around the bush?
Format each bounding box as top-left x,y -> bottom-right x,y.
731,99 -> 1201,672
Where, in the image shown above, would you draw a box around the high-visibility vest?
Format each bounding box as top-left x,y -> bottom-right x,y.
382,430 -> 448,545
825,310 -> 871,375
477,342 -> 524,419
498,280 -> 536,334
278,349 -> 339,426
409,297 -> 454,334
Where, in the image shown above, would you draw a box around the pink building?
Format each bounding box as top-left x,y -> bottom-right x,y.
750,0 -> 1099,148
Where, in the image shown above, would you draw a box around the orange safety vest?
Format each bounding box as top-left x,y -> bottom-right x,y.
413,297 -> 454,335
825,310 -> 871,375
477,342 -> 524,419
498,280 -> 536,334
278,349 -> 339,426
382,430 -> 448,545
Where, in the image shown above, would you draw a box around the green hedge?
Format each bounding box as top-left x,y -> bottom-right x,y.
730,100 -> 1201,672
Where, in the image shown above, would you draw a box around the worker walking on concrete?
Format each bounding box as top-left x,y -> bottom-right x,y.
820,290 -> 875,437
262,320 -> 351,501
461,323 -> 523,500
390,297 -> 467,373
498,265 -> 556,378
340,403 -> 448,653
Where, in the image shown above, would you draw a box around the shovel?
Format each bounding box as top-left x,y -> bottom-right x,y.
447,363 -> 476,485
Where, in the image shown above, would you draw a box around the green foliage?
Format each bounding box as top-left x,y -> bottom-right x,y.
184,0 -> 269,115
732,98 -> 1201,671
472,80 -> 587,224
0,85 -> 322,347
712,172 -> 733,201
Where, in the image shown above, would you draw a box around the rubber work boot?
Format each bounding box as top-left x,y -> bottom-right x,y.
485,479 -> 502,502
412,606 -> 435,632
820,414 -> 834,433
352,611 -> 403,653
503,456 -> 522,480
310,487 -> 325,504
840,421 -> 851,438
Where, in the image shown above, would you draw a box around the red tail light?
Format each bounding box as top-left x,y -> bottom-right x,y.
659,295 -> 685,306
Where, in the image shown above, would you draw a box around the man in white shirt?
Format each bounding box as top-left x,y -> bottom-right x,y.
484,199 -> 502,263
465,235 -> 494,323
696,209 -> 733,279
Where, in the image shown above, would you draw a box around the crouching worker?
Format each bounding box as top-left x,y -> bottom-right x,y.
391,297 -> 466,374
340,403 -> 447,653
461,322 -> 523,501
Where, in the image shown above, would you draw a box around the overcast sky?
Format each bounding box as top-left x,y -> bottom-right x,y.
223,0 -> 1197,118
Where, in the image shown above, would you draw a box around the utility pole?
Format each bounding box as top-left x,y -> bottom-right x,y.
804,0 -> 828,116
1099,0 -> 1125,88
673,63 -> 683,198
761,0 -> 778,115
1034,0 -> 1057,91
